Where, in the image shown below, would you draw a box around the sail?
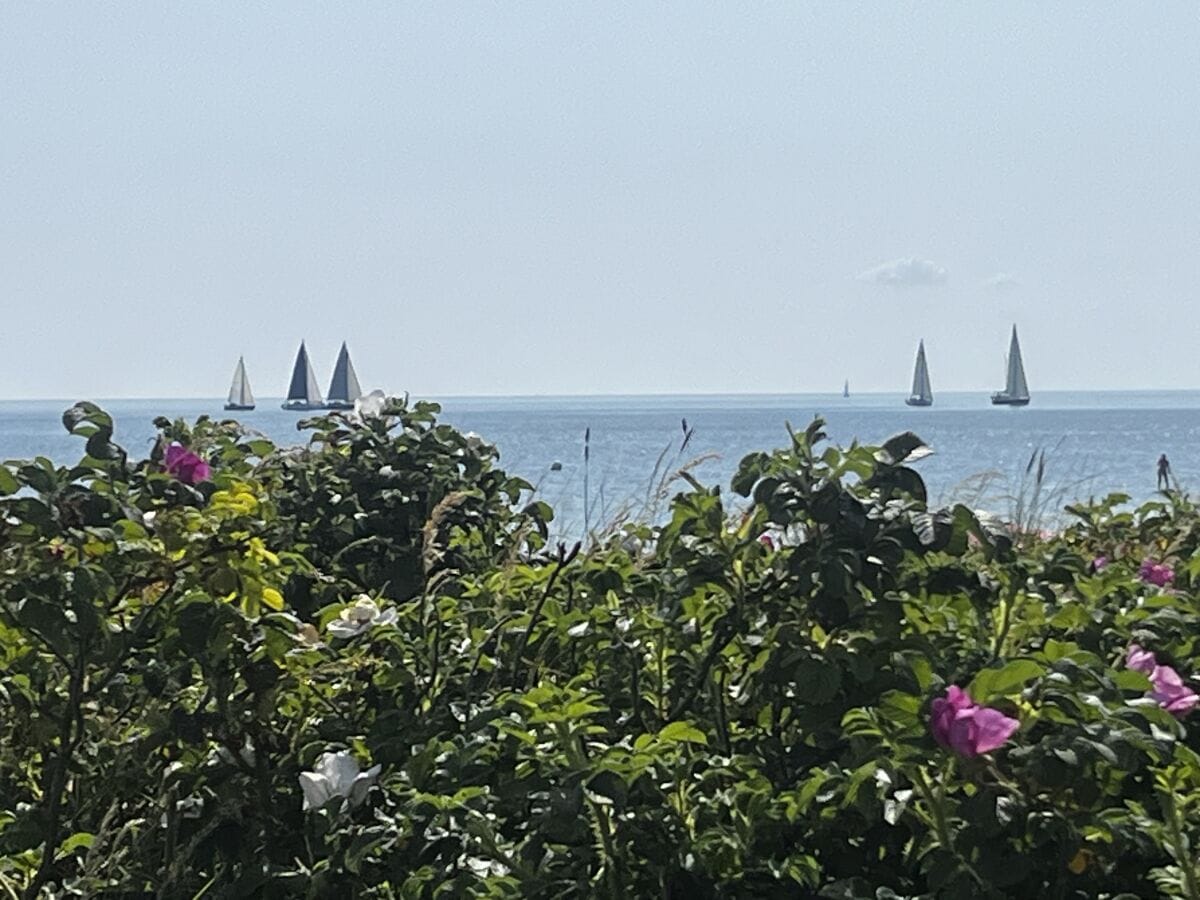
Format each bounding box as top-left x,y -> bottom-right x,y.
286,342 -> 323,405
327,342 -> 362,405
1005,327 -> 1029,399
227,356 -> 254,407
910,341 -> 932,402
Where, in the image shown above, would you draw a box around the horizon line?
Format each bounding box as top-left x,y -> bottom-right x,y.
5,387 -> 1200,404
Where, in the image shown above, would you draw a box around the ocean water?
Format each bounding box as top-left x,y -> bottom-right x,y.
1,392 -> 1197,536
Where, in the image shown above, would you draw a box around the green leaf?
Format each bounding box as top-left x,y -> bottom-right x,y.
794,659 -> 843,705
970,659 -> 1045,702
1113,670 -> 1152,692
874,432 -> 932,466
62,401 -> 113,436
658,721 -> 708,745
58,832 -> 94,854
731,452 -> 768,497
0,465 -> 17,495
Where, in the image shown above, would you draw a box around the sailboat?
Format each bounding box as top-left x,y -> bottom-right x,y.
905,340 -> 933,407
991,325 -> 1030,406
324,342 -> 363,410
843,379 -> 850,398
281,341 -> 324,411
224,356 -> 255,411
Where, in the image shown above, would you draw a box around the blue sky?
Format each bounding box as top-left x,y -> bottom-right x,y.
2,4 -> 1198,397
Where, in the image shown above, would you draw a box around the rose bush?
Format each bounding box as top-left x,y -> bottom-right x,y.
1,402 -> 1200,897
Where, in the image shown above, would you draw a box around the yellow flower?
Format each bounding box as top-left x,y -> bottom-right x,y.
210,483 -> 260,516
248,537 -> 280,566
262,587 -> 285,611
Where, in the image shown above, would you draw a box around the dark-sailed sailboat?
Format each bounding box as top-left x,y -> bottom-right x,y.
224,356 -> 255,411
324,342 -> 363,410
991,326 -> 1030,407
282,341 -> 324,411
905,340 -> 933,407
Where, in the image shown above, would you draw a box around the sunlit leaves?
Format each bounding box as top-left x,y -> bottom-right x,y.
5,404 -> 1200,896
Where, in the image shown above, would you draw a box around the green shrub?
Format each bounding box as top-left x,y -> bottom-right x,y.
1,401 -> 1199,899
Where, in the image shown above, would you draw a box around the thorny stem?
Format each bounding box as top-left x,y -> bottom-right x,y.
913,764 -> 954,854
509,542 -> 581,688
25,662 -> 86,900
991,581 -> 1022,662
1162,788 -> 1200,900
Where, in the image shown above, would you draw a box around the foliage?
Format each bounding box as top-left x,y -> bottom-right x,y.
2,402 -> 1200,898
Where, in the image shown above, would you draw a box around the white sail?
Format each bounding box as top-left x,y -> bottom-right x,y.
326,342 -> 363,407
226,356 -> 254,408
283,341 -> 323,409
909,341 -> 932,403
1006,327 -> 1029,399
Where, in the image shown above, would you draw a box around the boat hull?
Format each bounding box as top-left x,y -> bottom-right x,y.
323,400 -> 356,410
991,394 -> 1030,406
281,400 -> 323,411
905,398 -> 932,407
224,403 -> 255,411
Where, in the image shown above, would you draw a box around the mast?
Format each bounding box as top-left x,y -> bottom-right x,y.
327,342 -> 362,405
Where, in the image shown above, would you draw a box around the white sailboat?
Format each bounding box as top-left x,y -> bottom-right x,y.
281,341 -> 324,411
324,342 -> 363,410
224,356 -> 255,411
905,340 -> 933,407
991,325 -> 1030,406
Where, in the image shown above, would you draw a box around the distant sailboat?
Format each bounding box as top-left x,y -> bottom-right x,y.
324,342 -> 363,410
991,325 -> 1030,407
843,379 -> 850,398
905,340 -> 933,407
282,341 -> 324,411
224,356 -> 255,411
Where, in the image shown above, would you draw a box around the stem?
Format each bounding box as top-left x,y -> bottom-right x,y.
589,798 -> 626,899
509,542 -> 580,688
991,582 -> 1020,661
25,662 -> 85,900
1163,788 -> 1200,900
583,428 -> 591,542
913,765 -> 954,853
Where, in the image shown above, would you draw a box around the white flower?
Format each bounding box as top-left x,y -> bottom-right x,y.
353,389 -> 387,421
298,750 -> 382,812
213,737 -> 257,769
326,595 -> 398,640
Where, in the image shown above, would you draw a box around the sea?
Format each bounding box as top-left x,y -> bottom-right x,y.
1,392 -> 1196,537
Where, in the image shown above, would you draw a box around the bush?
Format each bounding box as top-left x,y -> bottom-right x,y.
2,400 -> 1200,898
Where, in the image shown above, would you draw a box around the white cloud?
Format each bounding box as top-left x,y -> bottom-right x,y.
856,257 -> 948,287
982,272 -> 1019,292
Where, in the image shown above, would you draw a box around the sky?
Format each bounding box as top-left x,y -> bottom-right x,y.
2,4 -> 1199,398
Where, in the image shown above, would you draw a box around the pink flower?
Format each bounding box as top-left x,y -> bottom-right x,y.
1149,665 -> 1200,717
1139,559 -> 1174,587
1126,644 -> 1157,675
164,443 -> 211,485
1126,644 -> 1199,717
1091,555 -> 1109,572
930,686 -> 1020,758
930,685 -> 974,747
759,533 -> 775,550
